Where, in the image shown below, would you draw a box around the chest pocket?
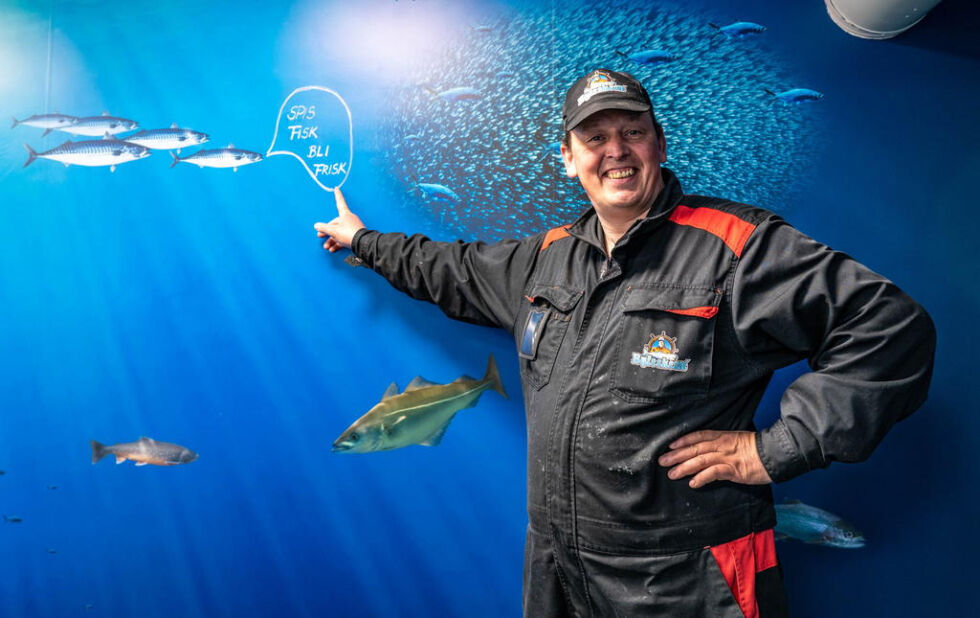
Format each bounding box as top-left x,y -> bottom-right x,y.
610,285 -> 722,403
518,284 -> 583,391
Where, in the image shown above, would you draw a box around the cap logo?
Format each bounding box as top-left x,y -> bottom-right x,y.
577,71 -> 627,106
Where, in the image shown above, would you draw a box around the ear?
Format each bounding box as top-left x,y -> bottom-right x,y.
560,141 -> 578,178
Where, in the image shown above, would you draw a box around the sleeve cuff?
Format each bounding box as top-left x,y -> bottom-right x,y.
351,228 -> 377,263
756,419 -> 811,483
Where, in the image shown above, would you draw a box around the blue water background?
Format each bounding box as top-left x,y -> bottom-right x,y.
0,0 -> 977,616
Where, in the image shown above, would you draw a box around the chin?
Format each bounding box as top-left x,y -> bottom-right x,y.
607,197 -> 645,209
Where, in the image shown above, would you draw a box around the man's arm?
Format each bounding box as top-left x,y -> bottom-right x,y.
314,189 -> 539,331
660,218 -> 935,487
738,220 -> 935,483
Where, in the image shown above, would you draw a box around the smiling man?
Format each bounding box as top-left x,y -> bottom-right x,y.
315,69 -> 935,617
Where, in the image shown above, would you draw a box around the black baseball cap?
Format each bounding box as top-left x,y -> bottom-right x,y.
562,69 -> 654,132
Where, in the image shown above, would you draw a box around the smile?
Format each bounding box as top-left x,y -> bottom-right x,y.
606,168 -> 636,179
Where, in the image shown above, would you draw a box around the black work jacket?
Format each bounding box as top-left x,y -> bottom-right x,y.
350,169 -> 935,554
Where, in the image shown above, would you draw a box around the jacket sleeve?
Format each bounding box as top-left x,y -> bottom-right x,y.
731,218 -> 936,483
350,228 -> 541,332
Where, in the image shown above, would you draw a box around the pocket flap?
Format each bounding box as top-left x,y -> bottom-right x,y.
526,284 -> 584,313
623,286 -> 721,318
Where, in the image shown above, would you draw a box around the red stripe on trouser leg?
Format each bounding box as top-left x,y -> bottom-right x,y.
709,529 -> 779,618
753,528 -> 778,572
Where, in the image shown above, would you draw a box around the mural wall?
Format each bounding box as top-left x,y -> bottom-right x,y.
1,0 -> 976,616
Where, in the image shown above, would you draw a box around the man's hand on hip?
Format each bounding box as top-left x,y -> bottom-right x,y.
658,430 -> 773,488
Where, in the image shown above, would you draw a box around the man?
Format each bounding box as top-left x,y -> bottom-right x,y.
315,69 -> 935,617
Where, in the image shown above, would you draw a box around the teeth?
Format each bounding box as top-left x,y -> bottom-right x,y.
607,168 -> 635,179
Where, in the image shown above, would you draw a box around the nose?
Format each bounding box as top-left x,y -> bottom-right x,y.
604,134 -> 631,159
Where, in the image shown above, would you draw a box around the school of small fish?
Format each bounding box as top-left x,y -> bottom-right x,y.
380,0 -> 822,241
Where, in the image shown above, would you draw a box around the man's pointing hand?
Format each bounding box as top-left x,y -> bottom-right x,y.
314,187 -> 365,252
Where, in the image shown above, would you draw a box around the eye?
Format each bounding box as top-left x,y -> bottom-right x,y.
349,432 -> 359,441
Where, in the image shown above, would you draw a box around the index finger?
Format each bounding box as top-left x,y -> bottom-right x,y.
333,187 -> 350,215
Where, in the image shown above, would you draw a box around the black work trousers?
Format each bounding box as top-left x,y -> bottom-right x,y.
523,523 -> 790,617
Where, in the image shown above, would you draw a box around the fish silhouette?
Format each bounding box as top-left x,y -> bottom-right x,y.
333,356 -> 507,453
764,88 -> 824,103
709,21 -> 767,37
616,49 -> 676,65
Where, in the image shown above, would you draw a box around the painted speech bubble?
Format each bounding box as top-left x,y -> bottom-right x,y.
267,86 -> 353,191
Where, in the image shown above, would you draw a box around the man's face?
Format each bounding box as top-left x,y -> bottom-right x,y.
560,109 -> 666,217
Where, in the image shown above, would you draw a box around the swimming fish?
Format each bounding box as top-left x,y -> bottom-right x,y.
709,21 -> 767,37
59,113 -> 138,136
616,49 -> 676,65
533,142 -> 563,165
170,145 -> 263,171
91,437 -> 198,466
23,136 -> 150,172
425,86 -> 481,102
11,113 -> 78,136
3,515 -> 23,523
123,124 -> 209,153
764,88 -> 824,103
332,355 -> 507,453
774,500 -> 865,548
417,182 -> 461,203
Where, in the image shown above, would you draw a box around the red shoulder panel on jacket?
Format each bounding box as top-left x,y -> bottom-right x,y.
540,226 -> 571,252
668,205 -> 757,258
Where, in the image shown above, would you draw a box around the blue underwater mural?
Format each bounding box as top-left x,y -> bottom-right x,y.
1,0 -> 977,616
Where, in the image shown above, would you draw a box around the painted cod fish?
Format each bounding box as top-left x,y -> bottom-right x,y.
332,355 -> 507,453
23,137 -> 150,172
91,437 -> 198,466
124,124 -> 209,153
774,500 -> 865,548
11,113 -> 78,136
170,144 -> 263,171
59,113 -> 138,136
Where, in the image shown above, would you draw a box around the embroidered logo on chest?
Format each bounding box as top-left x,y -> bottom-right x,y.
630,331 -> 691,372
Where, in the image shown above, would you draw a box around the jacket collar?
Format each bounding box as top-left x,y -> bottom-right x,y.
565,167 -> 685,253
